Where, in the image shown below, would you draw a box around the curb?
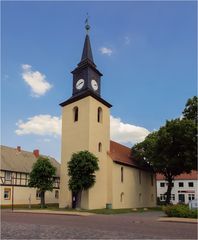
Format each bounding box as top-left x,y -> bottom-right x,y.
158,217 -> 197,224
13,209 -> 94,217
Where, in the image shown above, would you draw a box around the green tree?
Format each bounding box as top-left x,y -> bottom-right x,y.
67,151 -> 99,208
29,157 -> 56,208
182,96 -> 197,123
132,118 -> 197,204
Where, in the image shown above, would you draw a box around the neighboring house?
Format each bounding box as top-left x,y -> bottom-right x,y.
0,145 -> 60,206
156,171 -> 197,204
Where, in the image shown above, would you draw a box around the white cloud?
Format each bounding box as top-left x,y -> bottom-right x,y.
124,36 -> 131,45
22,64 -> 52,97
15,115 -> 61,136
15,114 -> 149,146
110,116 -> 150,145
99,47 -> 113,56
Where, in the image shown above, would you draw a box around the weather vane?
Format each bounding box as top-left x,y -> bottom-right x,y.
85,13 -> 90,34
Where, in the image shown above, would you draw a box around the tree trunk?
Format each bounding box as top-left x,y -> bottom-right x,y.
76,191 -> 82,209
40,191 -> 45,208
165,178 -> 173,205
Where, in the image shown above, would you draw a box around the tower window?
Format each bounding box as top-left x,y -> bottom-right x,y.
121,167 -> 124,183
73,107 -> 79,122
98,142 -> 102,152
97,107 -> 102,123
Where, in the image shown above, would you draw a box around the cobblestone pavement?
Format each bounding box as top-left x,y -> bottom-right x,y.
1,210 -> 197,239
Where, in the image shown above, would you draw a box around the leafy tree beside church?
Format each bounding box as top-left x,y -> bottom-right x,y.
29,157 -> 56,208
67,151 -> 99,208
132,96 -> 197,204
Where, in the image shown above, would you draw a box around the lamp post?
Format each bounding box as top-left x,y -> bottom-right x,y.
11,173 -> 15,212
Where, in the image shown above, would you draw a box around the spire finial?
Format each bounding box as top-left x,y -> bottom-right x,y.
85,13 -> 90,34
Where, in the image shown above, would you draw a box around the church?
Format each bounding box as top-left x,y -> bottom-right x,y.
59,22 -> 156,210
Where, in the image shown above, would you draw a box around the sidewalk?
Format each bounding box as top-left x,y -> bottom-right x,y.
158,217 -> 197,224
13,209 -> 94,216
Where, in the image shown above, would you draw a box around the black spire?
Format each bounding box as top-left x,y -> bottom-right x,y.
81,34 -> 94,63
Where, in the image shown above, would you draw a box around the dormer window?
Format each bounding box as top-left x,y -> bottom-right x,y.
97,107 -> 102,123
73,107 -> 79,122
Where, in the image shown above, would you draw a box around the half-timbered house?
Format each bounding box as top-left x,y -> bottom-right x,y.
0,145 -> 60,206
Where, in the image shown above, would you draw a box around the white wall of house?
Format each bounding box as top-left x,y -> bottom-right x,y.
157,179 -> 197,204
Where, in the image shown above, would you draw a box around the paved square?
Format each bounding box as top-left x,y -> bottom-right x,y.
1,210 -> 197,239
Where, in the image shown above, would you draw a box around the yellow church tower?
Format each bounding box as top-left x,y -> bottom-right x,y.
59,21 -> 112,209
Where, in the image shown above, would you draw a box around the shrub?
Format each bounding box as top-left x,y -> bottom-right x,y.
163,204 -> 197,218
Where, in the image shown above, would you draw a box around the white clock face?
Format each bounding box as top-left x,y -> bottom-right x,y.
76,79 -> 84,90
91,79 -> 98,91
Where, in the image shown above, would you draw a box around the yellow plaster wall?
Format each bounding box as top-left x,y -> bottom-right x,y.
112,164 -> 156,209
59,96 -> 110,209
0,186 -> 59,205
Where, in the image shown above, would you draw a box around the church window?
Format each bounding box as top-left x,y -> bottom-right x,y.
98,142 -> 102,152
120,192 -> 124,202
151,174 -> 153,186
139,170 -> 142,184
139,193 -> 142,203
97,107 -> 102,123
55,190 -> 59,199
73,107 -> 79,122
121,167 -> 124,183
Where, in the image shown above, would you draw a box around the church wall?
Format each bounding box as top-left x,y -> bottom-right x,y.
0,186 -> 59,205
87,97 -> 110,209
59,97 -> 91,208
112,163 -> 156,209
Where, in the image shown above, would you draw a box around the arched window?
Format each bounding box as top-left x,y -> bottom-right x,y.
73,107 -> 78,122
98,142 -> 102,152
121,167 -> 124,183
97,107 -> 102,123
120,192 -> 124,202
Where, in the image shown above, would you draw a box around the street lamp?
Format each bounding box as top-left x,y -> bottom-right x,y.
11,173 -> 15,212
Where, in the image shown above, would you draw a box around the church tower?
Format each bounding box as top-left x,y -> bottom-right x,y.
59,20 -> 112,209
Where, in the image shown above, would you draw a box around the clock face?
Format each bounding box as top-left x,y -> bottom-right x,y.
76,79 -> 84,90
91,79 -> 98,91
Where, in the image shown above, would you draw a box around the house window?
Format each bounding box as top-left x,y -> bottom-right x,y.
98,142 -> 102,152
5,171 -> 11,181
36,190 -> 41,199
120,192 -> 124,202
179,182 -> 184,187
171,194 -> 175,201
55,190 -> 59,199
139,170 -> 141,184
121,167 -> 124,183
188,182 -> 194,187
188,194 -> 195,201
4,188 -> 11,200
151,174 -> 153,186
160,182 -> 165,187
73,107 -> 78,122
97,107 -> 102,123
160,194 -> 166,201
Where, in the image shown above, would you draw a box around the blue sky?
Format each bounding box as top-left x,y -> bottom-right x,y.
1,1 -> 197,161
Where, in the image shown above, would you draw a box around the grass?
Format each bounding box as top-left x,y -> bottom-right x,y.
1,204 -> 163,215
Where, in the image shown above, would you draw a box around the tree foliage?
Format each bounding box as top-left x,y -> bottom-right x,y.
67,151 -> 99,208
132,96 -> 197,204
182,96 -> 197,123
29,157 -> 56,208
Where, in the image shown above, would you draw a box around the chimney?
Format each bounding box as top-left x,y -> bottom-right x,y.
33,149 -> 39,158
17,146 -> 21,152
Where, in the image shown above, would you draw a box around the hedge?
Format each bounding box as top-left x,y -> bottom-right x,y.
163,204 -> 197,219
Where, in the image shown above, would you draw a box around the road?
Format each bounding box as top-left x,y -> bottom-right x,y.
1,210 -> 197,239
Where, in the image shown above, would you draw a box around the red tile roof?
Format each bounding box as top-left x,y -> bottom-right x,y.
109,141 -> 151,171
156,171 -> 197,180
